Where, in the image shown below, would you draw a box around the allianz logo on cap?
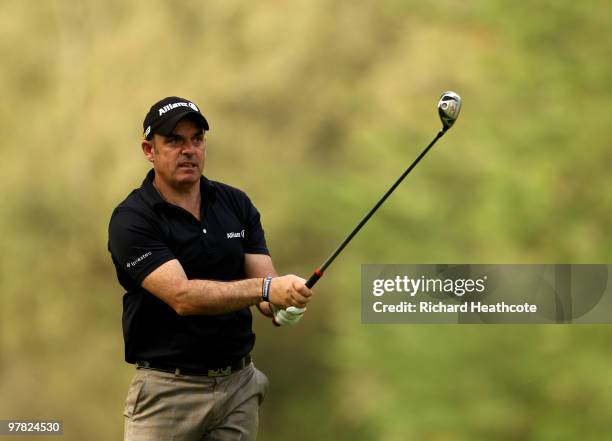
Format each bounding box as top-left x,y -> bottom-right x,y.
158,101 -> 199,116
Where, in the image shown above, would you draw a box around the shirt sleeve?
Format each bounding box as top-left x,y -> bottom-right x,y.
108,207 -> 177,285
242,196 -> 270,255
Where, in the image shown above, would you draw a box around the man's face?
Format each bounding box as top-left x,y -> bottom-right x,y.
143,118 -> 206,190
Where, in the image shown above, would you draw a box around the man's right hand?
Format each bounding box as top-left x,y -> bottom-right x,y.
268,275 -> 313,309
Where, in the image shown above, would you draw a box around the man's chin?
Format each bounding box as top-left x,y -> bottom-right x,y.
174,169 -> 202,185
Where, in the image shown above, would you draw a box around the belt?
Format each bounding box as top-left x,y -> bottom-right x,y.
135,355 -> 252,377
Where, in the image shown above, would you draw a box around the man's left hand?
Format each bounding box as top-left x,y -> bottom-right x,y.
271,304 -> 306,326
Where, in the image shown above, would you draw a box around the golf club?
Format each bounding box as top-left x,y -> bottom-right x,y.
304,91 -> 462,289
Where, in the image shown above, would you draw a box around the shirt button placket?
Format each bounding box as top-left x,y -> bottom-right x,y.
201,221 -> 209,247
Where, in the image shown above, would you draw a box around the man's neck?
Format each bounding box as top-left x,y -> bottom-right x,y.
153,176 -> 201,220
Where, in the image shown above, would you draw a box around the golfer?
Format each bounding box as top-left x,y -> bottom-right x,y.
108,96 -> 313,441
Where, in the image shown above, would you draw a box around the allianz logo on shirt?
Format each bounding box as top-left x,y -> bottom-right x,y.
227,230 -> 245,239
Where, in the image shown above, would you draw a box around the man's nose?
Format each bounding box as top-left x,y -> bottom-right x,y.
180,140 -> 198,154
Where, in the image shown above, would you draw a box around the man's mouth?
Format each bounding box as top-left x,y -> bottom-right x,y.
178,162 -> 197,168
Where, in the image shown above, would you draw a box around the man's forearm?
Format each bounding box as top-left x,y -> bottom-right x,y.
174,278 -> 263,316
142,258 -> 308,315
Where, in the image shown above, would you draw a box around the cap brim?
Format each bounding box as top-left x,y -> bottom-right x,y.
155,110 -> 209,137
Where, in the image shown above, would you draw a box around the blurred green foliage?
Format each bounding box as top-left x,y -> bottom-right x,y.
1,0 -> 611,440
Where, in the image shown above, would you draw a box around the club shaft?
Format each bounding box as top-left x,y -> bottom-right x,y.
305,130 -> 446,288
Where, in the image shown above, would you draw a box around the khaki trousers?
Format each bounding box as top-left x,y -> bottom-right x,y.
124,363 -> 269,441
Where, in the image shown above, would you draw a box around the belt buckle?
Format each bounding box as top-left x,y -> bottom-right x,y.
207,366 -> 232,377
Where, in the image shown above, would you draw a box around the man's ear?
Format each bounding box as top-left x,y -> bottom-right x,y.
142,139 -> 155,164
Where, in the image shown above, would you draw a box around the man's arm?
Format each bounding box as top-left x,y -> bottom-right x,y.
244,253 -> 278,317
141,258 -> 311,316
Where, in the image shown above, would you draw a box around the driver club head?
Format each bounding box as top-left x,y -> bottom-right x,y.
438,91 -> 462,132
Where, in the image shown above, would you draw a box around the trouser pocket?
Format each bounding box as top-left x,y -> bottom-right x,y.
253,367 -> 270,405
124,372 -> 146,418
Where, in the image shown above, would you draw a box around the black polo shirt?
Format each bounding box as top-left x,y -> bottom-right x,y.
108,169 -> 269,368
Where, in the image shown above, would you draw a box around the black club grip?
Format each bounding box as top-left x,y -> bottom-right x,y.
305,269 -> 323,289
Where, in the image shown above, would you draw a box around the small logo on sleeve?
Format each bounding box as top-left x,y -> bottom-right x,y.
126,251 -> 152,268
226,230 -> 245,239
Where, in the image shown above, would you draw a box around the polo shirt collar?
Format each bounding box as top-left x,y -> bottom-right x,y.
139,168 -> 216,208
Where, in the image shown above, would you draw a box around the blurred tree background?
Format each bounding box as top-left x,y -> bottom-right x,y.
1,0 -> 611,440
